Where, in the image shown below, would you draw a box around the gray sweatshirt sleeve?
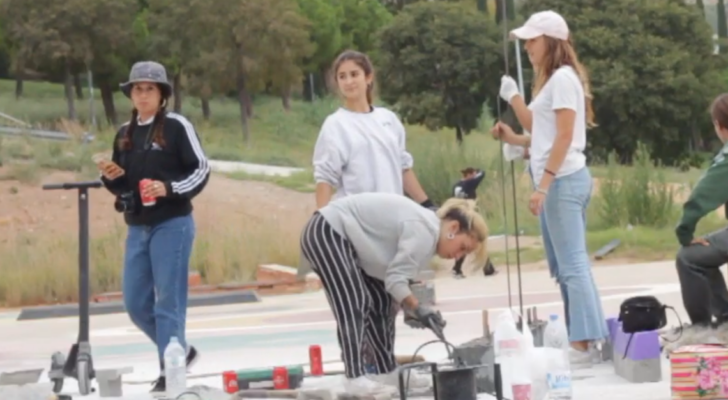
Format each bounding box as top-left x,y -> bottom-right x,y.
386,221 -> 437,303
395,117 -> 414,170
312,120 -> 347,186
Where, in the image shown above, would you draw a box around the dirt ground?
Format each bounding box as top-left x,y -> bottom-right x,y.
0,169 -> 315,244
0,168 -> 647,278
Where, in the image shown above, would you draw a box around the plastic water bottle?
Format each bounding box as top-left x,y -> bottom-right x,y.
164,337 -> 187,397
542,315 -> 572,399
493,311 -> 525,400
544,314 -> 569,350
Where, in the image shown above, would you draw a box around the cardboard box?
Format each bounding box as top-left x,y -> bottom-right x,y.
671,344 -> 728,399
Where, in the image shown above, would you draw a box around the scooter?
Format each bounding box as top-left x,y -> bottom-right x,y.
44,180 -> 103,395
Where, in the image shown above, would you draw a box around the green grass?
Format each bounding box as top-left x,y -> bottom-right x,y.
0,77 -> 725,305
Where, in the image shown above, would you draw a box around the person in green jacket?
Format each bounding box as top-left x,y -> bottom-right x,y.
675,93 -> 728,328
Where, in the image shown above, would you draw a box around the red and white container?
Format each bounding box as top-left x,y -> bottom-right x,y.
222,370 -> 238,394
272,367 -> 289,390
309,345 -> 323,376
139,179 -> 157,207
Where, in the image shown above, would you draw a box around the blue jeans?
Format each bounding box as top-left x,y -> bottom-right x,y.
122,215 -> 195,366
535,167 -> 608,342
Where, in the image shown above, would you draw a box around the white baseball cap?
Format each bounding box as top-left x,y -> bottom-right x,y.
509,10 -> 569,41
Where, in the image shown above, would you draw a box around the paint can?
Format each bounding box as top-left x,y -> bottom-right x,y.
273,367 -> 289,389
433,366 -> 478,400
222,370 -> 238,393
309,345 -> 323,376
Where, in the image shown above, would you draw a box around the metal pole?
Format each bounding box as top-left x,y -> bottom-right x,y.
86,68 -> 97,133
497,0 -> 513,312
78,188 -> 90,342
511,39 -> 526,323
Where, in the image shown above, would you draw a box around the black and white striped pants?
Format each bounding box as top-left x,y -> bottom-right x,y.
300,212 -> 398,379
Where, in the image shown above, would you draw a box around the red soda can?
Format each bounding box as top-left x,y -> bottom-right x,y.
272,366 -> 289,390
309,345 -> 323,376
512,383 -> 532,400
139,179 -> 157,207
222,370 -> 238,394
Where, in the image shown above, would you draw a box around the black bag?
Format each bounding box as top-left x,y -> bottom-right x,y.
618,295 -> 668,333
618,296 -> 678,359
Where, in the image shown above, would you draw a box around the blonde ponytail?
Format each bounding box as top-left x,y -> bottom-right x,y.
437,198 -> 490,271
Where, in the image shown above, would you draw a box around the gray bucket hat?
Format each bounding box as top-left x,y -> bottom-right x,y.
119,61 -> 173,99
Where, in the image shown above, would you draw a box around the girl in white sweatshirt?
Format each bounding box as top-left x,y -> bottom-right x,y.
312,50 -> 435,210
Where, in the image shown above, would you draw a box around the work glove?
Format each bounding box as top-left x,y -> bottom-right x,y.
419,199 -> 439,212
499,75 -> 520,103
404,305 -> 446,332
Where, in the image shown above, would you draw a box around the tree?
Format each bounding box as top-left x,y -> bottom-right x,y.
494,0 -> 515,23
339,0 -> 393,54
80,0 -> 139,126
208,0 -> 313,143
376,1 -> 503,142
521,0 -> 727,164
1,0 -> 138,123
297,0 -> 343,101
146,0 -> 216,113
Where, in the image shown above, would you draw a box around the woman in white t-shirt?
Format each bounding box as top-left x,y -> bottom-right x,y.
490,10 -> 608,368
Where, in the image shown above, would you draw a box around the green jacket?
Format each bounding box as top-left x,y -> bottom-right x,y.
676,142 -> 728,246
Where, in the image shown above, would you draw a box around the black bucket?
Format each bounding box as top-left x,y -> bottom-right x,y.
434,366 -> 478,400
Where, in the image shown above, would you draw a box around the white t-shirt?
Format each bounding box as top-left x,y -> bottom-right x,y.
312,107 -> 414,200
527,66 -> 587,186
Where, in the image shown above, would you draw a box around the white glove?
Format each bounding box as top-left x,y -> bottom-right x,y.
499,75 -> 520,103
503,143 -> 526,161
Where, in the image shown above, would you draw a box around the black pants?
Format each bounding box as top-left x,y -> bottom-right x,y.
300,212 -> 398,379
676,228 -> 728,327
453,256 -> 496,276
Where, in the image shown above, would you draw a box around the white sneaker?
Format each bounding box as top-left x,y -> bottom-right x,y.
344,376 -> 397,397
370,368 -> 432,390
589,341 -> 605,364
569,347 -> 593,369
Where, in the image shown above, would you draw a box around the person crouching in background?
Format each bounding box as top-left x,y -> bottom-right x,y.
451,167 -> 497,278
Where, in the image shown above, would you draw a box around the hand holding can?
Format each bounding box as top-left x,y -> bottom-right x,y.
139,179 -> 157,207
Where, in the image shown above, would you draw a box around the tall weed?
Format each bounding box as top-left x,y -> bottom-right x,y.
594,143 -> 677,229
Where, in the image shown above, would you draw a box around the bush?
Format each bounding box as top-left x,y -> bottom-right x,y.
594,143 -> 678,229
0,206 -> 301,307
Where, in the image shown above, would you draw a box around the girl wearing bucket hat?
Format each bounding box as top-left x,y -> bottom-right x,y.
97,60 -> 210,393
490,10 -> 608,368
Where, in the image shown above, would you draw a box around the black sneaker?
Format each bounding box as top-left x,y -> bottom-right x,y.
483,259 -> 497,276
150,376 -> 166,393
186,346 -> 200,369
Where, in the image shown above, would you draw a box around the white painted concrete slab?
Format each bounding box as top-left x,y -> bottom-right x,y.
0,260 -> 687,399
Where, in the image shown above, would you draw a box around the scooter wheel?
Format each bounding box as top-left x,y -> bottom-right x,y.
52,378 -> 64,393
77,360 -> 91,395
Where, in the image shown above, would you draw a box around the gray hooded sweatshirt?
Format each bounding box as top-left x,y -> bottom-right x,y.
316,192 -> 440,303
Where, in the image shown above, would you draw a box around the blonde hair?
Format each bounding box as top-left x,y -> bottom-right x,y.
532,36 -> 597,129
436,198 -> 489,271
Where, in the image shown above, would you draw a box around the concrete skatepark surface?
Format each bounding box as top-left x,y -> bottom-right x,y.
0,260 -> 691,399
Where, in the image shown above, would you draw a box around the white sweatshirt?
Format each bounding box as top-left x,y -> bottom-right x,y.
312,107 -> 414,200
318,192 -> 440,303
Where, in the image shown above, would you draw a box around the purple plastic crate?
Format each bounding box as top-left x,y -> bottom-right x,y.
607,317 -> 660,360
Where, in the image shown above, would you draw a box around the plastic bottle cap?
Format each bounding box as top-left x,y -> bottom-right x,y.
549,314 -> 558,321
